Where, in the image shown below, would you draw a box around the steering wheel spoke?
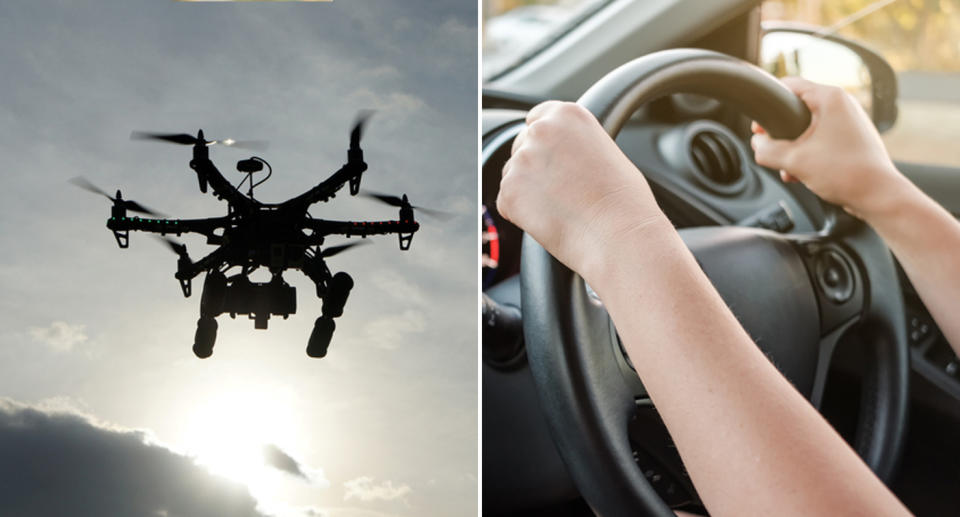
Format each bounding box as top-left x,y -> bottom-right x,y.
810,316 -> 860,409
521,240 -> 640,429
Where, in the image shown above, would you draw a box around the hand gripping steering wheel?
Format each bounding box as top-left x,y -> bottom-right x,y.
520,48 -> 908,516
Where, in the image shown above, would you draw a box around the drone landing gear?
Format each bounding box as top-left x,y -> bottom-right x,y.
349,174 -> 362,196
307,272 -> 354,358
200,271 -> 226,315
113,229 -> 129,249
307,317 -> 335,358
398,232 -> 413,251
193,317 -> 217,359
190,271 -> 227,359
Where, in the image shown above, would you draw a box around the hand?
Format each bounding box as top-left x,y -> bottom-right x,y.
496,101 -> 670,283
750,77 -> 903,220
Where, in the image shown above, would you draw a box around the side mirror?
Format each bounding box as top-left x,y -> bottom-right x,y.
761,22 -> 898,133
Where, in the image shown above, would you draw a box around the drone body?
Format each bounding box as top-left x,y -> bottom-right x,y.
80,119 -> 427,358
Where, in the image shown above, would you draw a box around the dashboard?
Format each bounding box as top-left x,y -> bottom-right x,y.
480,116 -> 525,289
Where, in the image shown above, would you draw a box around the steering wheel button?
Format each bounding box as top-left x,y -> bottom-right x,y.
946,361 -> 958,376
815,249 -> 855,304
825,268 -> 841,287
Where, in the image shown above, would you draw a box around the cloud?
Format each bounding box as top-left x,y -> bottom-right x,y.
28,321 -> 87,351
0,399 -> 265,517
362,310 -> 427,350
344,90 -> 428,118
261,443 -> 310,481
439,17 -> 473,40
343,476 -> 411,502
314,508 -> 405,517
371,270 -> 427,307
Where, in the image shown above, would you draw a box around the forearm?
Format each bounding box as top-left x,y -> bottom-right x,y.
859,173 -> 960,355
586,216 -> 909,517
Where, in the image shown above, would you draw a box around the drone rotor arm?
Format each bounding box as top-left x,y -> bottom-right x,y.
280,161 -> 367,212
185,246 -> 230,278
107,215 -> 230,240
302,253 -> 333,297
189,156 -> 258,210
171,246 -> 231,298
302,218 -> 419,239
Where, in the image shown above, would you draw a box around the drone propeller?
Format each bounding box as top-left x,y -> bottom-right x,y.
208,137 -> 269,151
321,241 -> 370,258
360,191 -> 453,221
69,176 -> 164,217
153,235 -> 188,257
349,110 -> 374,150
130,131 -> 269,151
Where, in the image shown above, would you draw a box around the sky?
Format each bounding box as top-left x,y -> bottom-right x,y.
0,1 -> 477,516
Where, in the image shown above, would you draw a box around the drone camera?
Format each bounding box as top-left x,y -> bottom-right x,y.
237,158 -> 263,174
222,277 -> 297,329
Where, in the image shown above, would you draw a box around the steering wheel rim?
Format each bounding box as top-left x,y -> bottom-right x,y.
521,48 -> 908,516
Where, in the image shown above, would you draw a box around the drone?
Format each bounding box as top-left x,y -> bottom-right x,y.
72,115 -> 446,359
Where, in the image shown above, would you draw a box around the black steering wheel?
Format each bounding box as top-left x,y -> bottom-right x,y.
521,49 -> 908,516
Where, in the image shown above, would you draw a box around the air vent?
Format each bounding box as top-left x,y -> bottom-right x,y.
689,130 -> 745,193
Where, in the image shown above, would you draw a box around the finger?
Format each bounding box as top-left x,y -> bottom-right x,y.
780,76 -> 818,96
526,100 -> 565,125
495,188 -> 516,225
501,157 -> 513,179
751,133 -> 794,171
781,76 -> 822,111
510,125 -> 528,156
750,121 -> 767,135
782,76 -> 833,112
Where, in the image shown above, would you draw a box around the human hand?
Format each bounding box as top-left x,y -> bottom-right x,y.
750,77 -> 903,220
496,101 -> 671,283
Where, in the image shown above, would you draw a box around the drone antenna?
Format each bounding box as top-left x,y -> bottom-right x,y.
234,157 -> 272,199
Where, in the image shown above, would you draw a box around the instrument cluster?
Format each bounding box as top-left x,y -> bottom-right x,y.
481,123 -> 526,291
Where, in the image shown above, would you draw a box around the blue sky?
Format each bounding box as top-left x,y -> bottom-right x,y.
0,1 -> 477,516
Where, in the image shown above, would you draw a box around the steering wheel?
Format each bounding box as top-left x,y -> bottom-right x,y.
521,49 -> 908,516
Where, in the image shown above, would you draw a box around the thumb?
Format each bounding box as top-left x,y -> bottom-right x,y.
750,132 -> 794,171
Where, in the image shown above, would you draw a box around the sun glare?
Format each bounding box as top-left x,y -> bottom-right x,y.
180,383 -> 303,499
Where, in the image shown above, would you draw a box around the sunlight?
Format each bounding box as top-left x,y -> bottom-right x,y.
180,383 -> 303,499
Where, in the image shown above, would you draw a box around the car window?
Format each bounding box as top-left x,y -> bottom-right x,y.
482,0 -> 613,80
763,0 -> 960,168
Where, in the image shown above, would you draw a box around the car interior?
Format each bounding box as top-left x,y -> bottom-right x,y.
481,1 -> 960,515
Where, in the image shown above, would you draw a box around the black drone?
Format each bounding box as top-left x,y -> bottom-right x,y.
73,115 -> 445,359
